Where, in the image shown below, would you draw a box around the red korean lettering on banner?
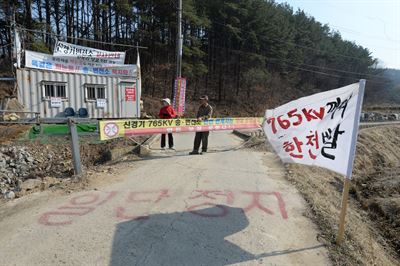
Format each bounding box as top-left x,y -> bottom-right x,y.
283,137 -> 304,158
267,107 -> 325,134
306,130 -> 319,159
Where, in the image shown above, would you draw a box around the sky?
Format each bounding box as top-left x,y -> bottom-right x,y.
274,0 -> 400,69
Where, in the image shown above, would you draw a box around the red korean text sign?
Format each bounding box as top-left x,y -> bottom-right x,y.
125,87 -> 136,101
173,78 -> 186,116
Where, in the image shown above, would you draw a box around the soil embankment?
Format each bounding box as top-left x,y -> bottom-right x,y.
0,132 -> 145,203
285,125 -> 400,265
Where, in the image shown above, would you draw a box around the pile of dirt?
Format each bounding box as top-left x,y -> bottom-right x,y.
0,136 -> 144,202
0,125 -> 31,144
284,125 -> 400,265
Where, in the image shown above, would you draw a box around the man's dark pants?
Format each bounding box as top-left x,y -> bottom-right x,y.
161,133 -> 174,148
193,131 -> 209,152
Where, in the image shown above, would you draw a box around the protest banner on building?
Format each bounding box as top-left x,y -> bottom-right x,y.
25,50 -> 137,77
53,41 -> 126,65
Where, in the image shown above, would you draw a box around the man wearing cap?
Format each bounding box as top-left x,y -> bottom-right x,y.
159,98 -> 177,150
189,95 -> 213,155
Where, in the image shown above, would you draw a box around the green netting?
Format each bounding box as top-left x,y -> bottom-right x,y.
29,124 -> 98,139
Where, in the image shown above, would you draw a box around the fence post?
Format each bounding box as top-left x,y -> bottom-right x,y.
68,118 -> 83,176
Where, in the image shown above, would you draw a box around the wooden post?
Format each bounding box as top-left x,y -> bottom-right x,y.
336,178 -> 351,244
68,118 -> 83,176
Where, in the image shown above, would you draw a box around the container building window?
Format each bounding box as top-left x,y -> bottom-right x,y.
85,84 -> 106,101
42,82 -> 67,99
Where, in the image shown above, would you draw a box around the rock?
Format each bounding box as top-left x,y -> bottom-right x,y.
25,156 -> 34,163
5,191 -> 15,199
16,179 -> 23,188
21,179 -> 42,191
41,181 -> 49,190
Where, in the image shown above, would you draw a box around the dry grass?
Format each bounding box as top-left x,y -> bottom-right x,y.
0,125 -> 31,144
284,126 -> 400,266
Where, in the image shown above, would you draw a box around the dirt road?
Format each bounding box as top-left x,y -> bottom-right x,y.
0,131 -> 330,266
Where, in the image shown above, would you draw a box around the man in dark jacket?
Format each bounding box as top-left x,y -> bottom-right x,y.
189,96 -> 213,155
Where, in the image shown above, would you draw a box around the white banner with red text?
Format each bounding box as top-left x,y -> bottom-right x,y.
263,81 -> 365,178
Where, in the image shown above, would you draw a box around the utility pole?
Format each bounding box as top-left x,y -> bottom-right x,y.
176,0 -> 182,78
11,11 -> 16,72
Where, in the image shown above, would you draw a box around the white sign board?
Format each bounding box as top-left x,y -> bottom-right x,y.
96,99 -> 107,108
54,41 -> 125,65
263,81 -> 365,178
50,97 -> 62,108
25,50 -> 137,77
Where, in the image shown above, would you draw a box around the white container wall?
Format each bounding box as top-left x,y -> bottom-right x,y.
17,68 -> 139,119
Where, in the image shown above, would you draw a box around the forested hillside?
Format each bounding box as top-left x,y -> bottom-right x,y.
0,0 -> 397,113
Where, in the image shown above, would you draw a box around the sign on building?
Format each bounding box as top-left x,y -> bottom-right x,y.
125,87 -> 136,102
96,99 -> 107,109
25,50 -> 137,77
53,41 -> 125,65
50,97 -> 62,108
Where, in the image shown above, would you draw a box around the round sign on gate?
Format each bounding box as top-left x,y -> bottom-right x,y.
104,122 -> 119,138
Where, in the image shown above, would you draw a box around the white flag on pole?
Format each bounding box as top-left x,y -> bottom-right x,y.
263,80 -> 365,178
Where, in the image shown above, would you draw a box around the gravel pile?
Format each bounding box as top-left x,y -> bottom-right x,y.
0,146 -> 74,199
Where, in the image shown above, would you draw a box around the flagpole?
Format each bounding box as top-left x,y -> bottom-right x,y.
336,79 -> 366,245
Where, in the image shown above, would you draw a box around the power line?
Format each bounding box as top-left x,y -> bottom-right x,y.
285,65 -> 391,85
329,24 -> 400,45
269,58 -> 389,80
209,43 -> 390,81
210,43 -> 391,84
16,26 -> 148,50
210,20 -> 378,63
9,24 -> 392,84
